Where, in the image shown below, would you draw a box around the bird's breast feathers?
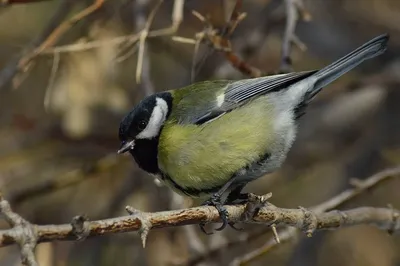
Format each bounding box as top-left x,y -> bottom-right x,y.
157,96 -> 281,193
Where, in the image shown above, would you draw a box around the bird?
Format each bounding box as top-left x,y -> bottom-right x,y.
117,34 -> 389,232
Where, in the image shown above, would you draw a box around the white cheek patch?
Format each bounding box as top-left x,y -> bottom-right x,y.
136,97 -> 169,139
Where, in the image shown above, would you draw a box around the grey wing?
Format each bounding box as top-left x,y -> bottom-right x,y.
190,70 -> 317,125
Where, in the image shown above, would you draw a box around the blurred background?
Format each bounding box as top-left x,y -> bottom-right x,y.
0,0 -> 400,265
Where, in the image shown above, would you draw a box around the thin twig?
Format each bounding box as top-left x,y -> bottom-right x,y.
44,52 -> 60,111
280,0 -> 311,73
0,0 -> 51,5
31,0 -> 104,57
41,0 -> 184,55
0,0 -> 75,90
42,34 -> 142,54
0,0 -> 104,90
17,0 -> 104,86
148,0 -> 183,37
229,227 -> 297,266
135,0 -> 163,84
174,2 -> 264,78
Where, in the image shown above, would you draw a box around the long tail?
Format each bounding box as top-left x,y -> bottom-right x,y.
309,34 -> 389,99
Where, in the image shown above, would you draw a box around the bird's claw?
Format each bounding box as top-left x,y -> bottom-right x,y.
199,222 -> 213,235
199,193 -> 229,233
228,222 -> 244,231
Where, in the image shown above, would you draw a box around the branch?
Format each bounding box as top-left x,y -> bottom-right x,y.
1,199 -> 399,248
230,166 -> 400,265
173,0 -> 266,78
280,0 -> 311,73
8,153 -> 120,204
0,0 -> 52,5
0,194 -> 38,266
0,0 -> 73,90
0,0 -> 104,90
134,0 -> 183,84
40,0 -> 184,55
189,166 -> 400,265
1,167 -> 400,266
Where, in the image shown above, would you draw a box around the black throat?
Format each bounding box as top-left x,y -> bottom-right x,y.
129,137 -> 160,174
125,91 -> 173,175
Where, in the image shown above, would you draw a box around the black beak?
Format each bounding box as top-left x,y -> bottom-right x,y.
117,140 -> 135,154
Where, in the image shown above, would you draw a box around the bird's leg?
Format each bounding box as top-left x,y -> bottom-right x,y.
199,176 -> 238,233
223,184 -> 249,231
225,184 -> 250,205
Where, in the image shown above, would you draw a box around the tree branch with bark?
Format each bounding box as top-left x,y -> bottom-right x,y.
1,167 -> 399,266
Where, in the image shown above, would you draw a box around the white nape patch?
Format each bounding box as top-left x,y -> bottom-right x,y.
216,93 -> 225,107
136,97 -> 169,139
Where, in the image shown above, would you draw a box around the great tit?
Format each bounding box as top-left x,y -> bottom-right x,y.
118,34 -> 389,231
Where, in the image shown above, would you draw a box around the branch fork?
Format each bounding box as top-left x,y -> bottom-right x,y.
126,206 -> 152,247
0,194 -> 38,266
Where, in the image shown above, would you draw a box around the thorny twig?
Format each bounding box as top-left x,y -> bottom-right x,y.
229,166 -> 400,266
1,167 -> 400,265
189,166 -> 400,266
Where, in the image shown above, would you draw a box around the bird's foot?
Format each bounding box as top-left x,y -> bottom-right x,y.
242,192 -> 272,221
199,193 -> 229,234
222,193 -> 251,231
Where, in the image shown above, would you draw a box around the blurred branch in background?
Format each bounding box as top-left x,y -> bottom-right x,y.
1,167 -> 400,266
0,0 -> 52,6
0,0 -> 105,90
280,0 -> 311,73
8,154 -> 120,204
172,0 -> 268,79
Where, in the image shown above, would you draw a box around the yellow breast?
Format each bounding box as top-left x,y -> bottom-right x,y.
158,96 -> 274,194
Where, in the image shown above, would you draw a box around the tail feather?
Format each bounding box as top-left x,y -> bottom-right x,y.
309,34 -> 389,99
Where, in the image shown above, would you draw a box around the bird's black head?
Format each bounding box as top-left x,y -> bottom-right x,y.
118,92 -> 173,155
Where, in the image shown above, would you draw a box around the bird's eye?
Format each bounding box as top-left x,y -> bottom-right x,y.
138,120 -> 147,130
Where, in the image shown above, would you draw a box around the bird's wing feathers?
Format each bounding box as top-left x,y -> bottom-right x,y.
172,70 -> 317,125
223,70 -> 317,106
